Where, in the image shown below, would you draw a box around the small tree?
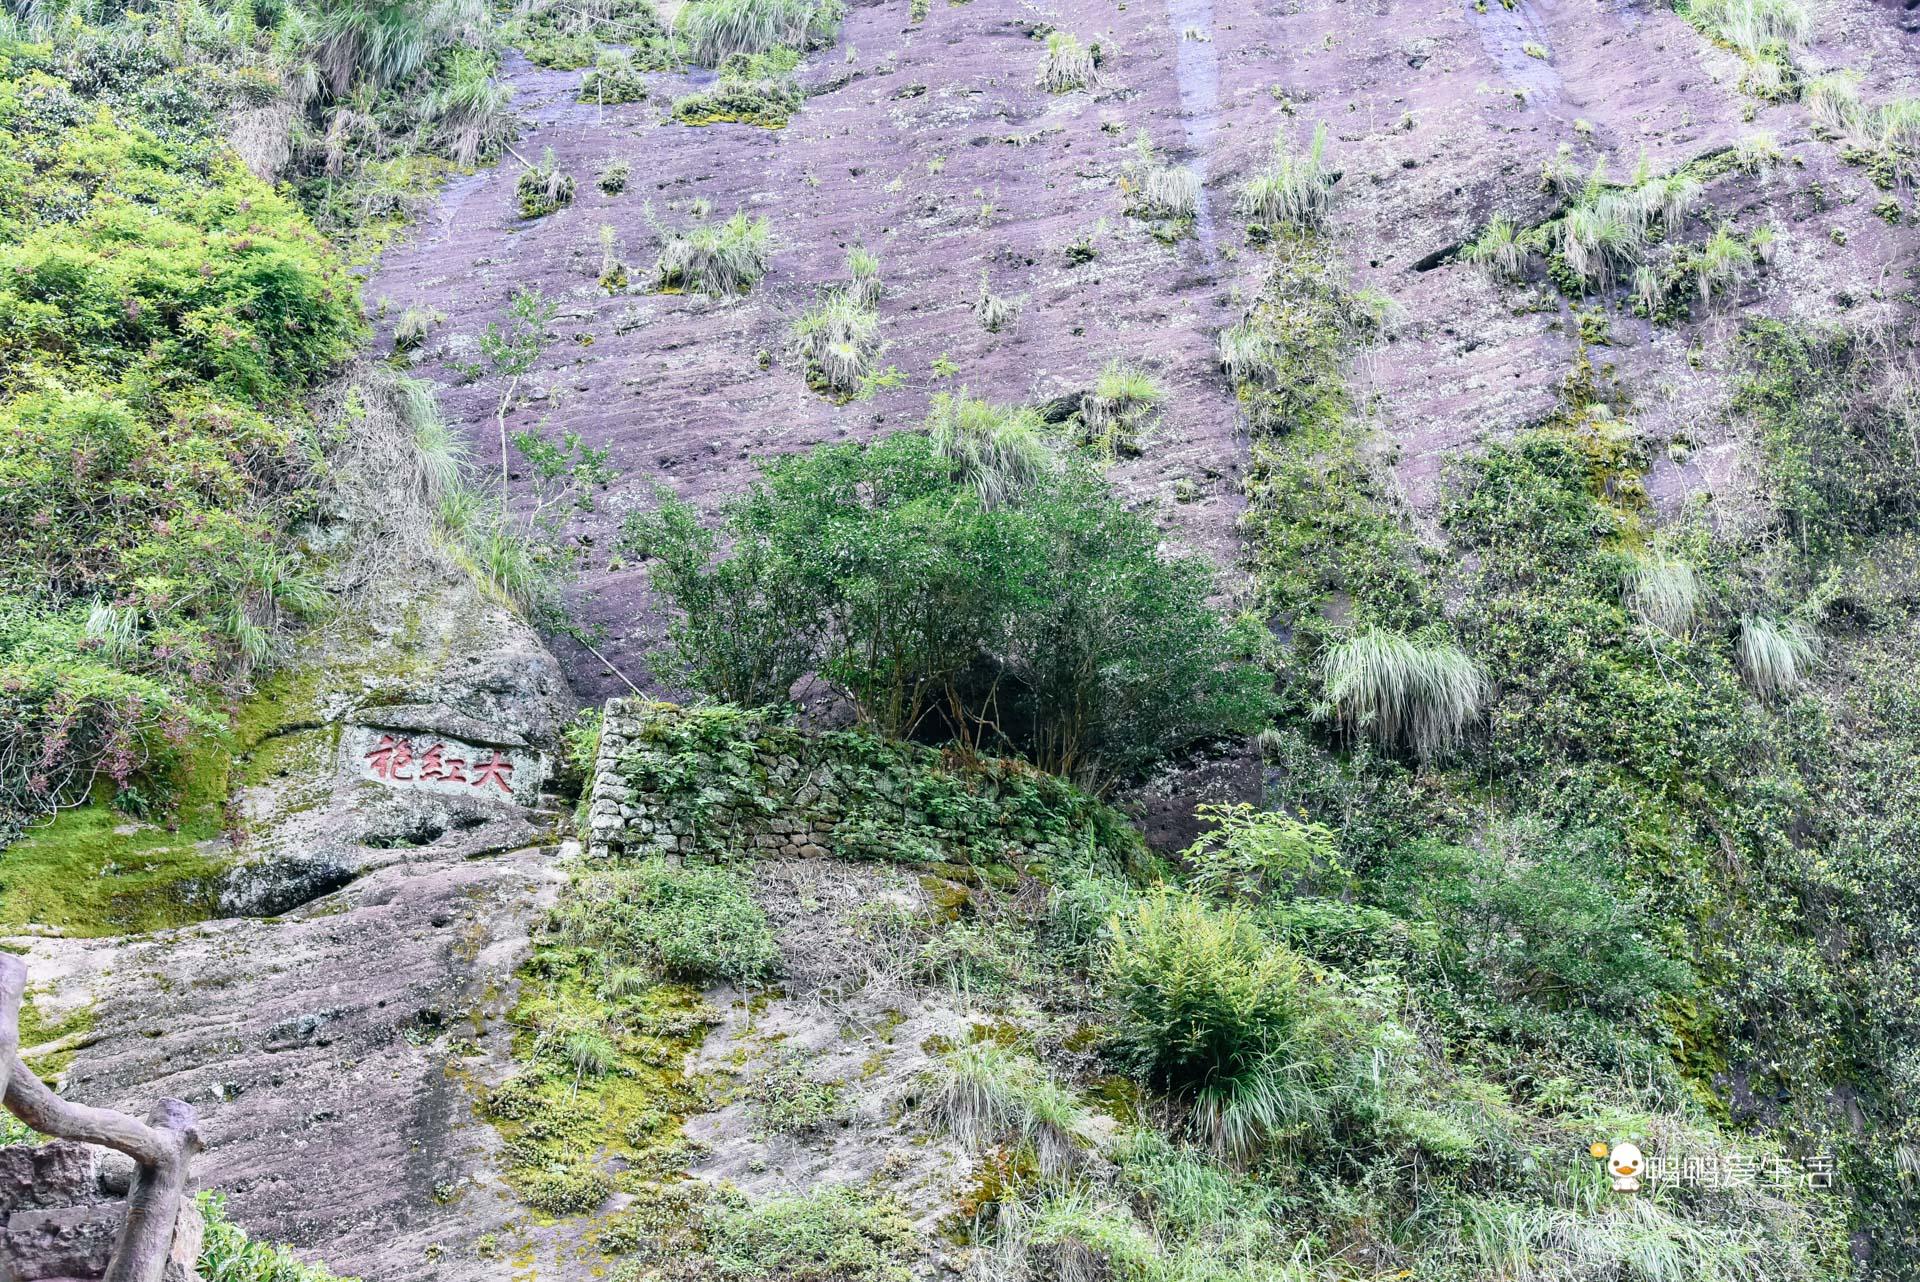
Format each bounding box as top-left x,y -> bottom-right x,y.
620,432 -> 1274,788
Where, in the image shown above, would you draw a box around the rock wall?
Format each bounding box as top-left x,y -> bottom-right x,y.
0,1141 -> 198,1282
588,700 -> 1143,869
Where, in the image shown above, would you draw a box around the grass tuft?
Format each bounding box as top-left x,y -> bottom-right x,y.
1236,123 -> 1334,232
926,389 -> 1053,506
1321,630 -> 1487,759
1737,614 -> 1821,699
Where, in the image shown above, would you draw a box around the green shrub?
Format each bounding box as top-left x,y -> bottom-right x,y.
581,51 -> 651,104
598,158 -> 633,192
1103,890 -> 1307,1096
925,390 -> 1052,506
1181,804 -> 1343,902
671,49 -> 804,125
619,435 -> 1273,786
702,1185 -> 918,1282
519,1160 -> 614,1215
198,1193 -> 359,1281
553,858 -> 778,984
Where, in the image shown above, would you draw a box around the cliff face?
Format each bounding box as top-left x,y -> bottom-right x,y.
7,0 -> 1920,1277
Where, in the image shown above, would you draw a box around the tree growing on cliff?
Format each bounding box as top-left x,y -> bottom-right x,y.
619,431 -> 1273,788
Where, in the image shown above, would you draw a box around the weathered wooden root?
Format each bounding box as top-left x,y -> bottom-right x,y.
0,954 -> 202,1282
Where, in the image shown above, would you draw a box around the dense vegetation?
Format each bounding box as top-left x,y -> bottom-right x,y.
621,414 -> 1274,789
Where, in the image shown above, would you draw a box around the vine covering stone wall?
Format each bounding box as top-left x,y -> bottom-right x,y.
586,701 -> 1143,869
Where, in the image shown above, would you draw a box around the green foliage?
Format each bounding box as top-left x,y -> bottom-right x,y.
553,858 -> 779,985
750,1050 -> 844,1136
620,434 -> 1273,785
1734,319 -> 1920,558
1320,629 -> 1487,760
1181,803 -> 1344,902
516,148 -> 575,218
1235,123 -> 1334,233
0,61 -> 361,825
671,48 -> 804,125
702,1185 -> 917,1281
198,1193 -> 359,1281
581,51 -> 652,104
653,209 -> 772,295
514,0 -> 671,70
1103,890 -> 1307,1100
675,0 -> 841,67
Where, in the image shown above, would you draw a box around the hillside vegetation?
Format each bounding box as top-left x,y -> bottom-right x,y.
2,0 -> 1919,1278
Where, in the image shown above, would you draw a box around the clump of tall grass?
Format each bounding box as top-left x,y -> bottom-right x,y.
1121,131 -> 1199,234
1321,630 -> 1487,759
653,210 -> 773,296
423,46 -> 515,164
1687,0 -> 1809,58
1737,614 -> 1821,698
927,390 -> 1053,506
1236,123 -> 1334,232
1079,360 -> 1163,456
1734,131 -> 1784,175
676,0 -> 841,66
976,274 -> 1022,333
789,251 -> 885,395
516,147 -> 575,218
1696,223 -> 1755,304
846,245 -> 882,309
1805,71 -> 1865,138
1038,30 -> 1096,93
1463,216 -> 1526,279
1552,158 -> 1699,291
1623,556 -> 1700,636
791,292 -> 879,395
930,1041 -> 1094,1178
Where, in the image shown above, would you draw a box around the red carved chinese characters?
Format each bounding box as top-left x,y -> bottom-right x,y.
363,736 -> 512,796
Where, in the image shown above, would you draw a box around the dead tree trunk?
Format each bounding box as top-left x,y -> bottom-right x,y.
0,954 -> 202,1282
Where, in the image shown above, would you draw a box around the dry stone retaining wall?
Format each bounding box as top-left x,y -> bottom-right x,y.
586,700 -> 1143,869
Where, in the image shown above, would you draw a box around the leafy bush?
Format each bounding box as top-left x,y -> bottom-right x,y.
553,858 -> 779,984
1181,804 -> 1343,902
671,48 -> 804,125
1103,890 -> 1308,1097
198,1193 -> 359,1281
619,433 -> 1273,786
581,51 -> 651,104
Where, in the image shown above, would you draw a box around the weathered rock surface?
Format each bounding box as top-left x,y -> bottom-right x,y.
369,0 -> 1919,700
13,846 -> 564,1282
